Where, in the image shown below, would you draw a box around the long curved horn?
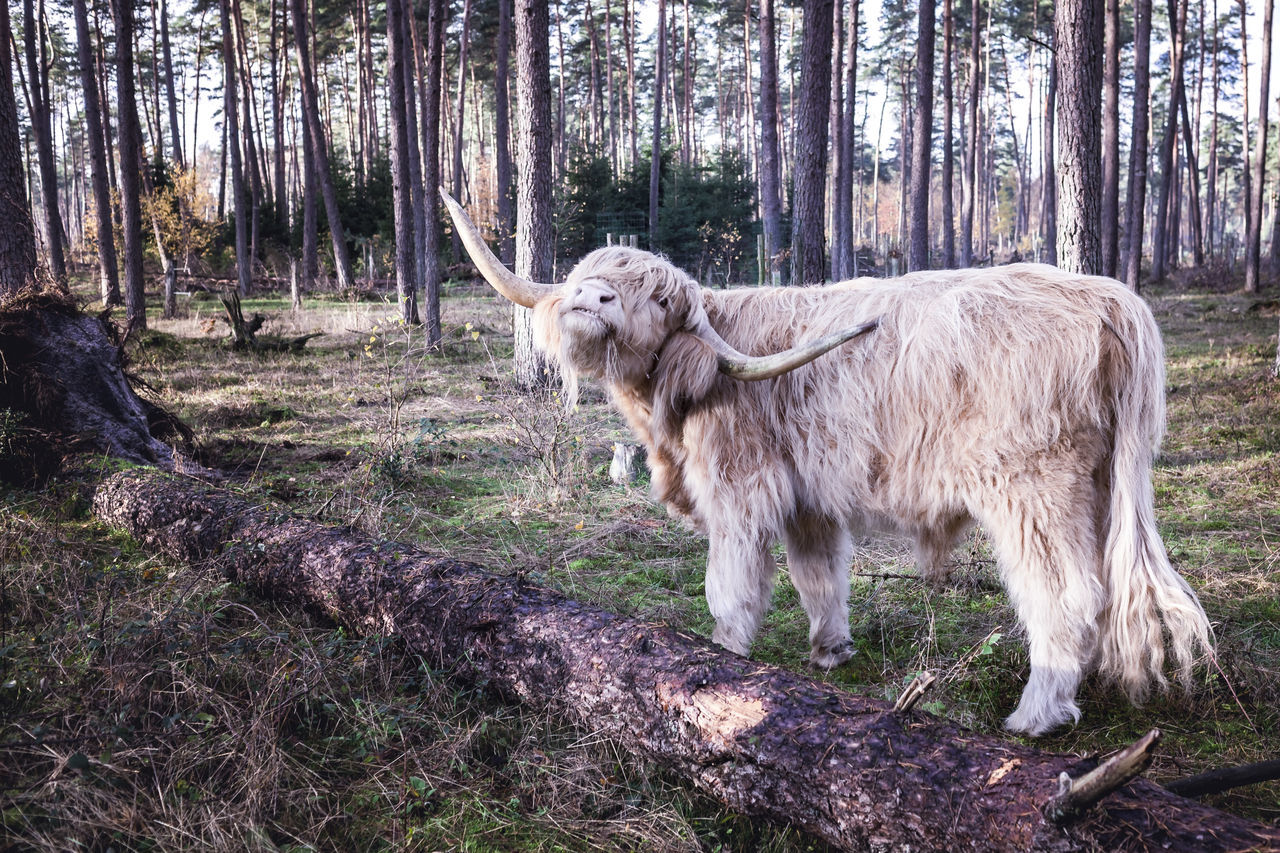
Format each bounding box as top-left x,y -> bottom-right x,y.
438,188 -> 556,308
694,318 -> 878,381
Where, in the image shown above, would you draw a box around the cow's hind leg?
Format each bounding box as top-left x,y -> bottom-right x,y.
784,515 -> 854,669
706,527 -> 777,657
975,475 -> 1105,736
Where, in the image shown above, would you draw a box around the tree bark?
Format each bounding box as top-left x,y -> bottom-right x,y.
648,0 -> 666,248
514,0 -> 554,390
417,0 -> 444,347
22,0 -> 66,282
1152,0 -> 1188,284
92,468 -> 1280,853
1100,0 -> 1120,277
1123,0 -> 1152,289
386,0 -> 418,326
758,0 -> 783,282
0,0 -> 37,296
1244,0 -> 1274,293
940,0 -> 955,269
1054,0 -> 1103,275
290,0 -> 356,291
495,0 -> 515,265
160,0 -> 183,169
112,0 -> 148,329
960,0 -> 981,267
451,0 -> 472,263
908,0 -> 935,272
221,0 -> 251,297
790,0 -> 834,286
71,0 -> 119,305
836,0 -> 858,279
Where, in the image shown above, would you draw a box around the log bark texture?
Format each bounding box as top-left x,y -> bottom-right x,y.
93,469 -> 1280,853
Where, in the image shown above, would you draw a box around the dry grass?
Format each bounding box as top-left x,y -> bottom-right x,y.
2,269 -> 1278,848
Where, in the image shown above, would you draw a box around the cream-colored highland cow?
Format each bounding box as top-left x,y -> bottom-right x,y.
441,190 -> 1213,736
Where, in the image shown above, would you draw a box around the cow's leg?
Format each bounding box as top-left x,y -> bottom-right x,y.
784,515 -> 854,668
974,475 -> 1105,736
913,513 -> 973,587
706,527 -> 776,657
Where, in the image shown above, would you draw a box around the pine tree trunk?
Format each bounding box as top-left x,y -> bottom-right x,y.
1123,0 -> 1152,289
1244,0 -> 1273,293
387,0 -> 417,326
514,0 -> 554,390
1041,46 -> 1057,266
790,0 -> 834,285
22,0 -> 66,282
113,0 -> 148,329
160,0 -> 183,168
835,0 -> 858,279
0,0 -> 35,296
758,0 -> 783,282
495,0 -> 515,265
71,0 -> 119,305
418,0 -> 444,347
221,0 -> 251,297
291,0 -> 355,291
92,468 -> 1280,853
908,0 -> 934,272
648,0 -> 666,248
940,0 -> 955,269
1152,0 -> 1188,284
1100,0 -> 1120,277
1054,0 -> 1103,275
960,0 -> 981,267
451,0 -> 472,263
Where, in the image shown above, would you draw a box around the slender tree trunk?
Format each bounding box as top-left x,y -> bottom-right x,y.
387,0 -> 417,325
908,0 -> 935,272
22,0 -> 65,282
1244,0 -> 1274,293
940,0 -> 955,268
961,0 -> 981,267
790,0 -> 834,285
1123,0 -> 1152,288
113,0 -> 147,328
271,0 -> 286,232
401,1 -> 425,327
626,0 -> 637,168
514,0 -> 554,389
160,0 -> 183,168
1100,0 -> 1120,277
291,0 -> 355,290
836,0 -> 859,278
759,0 -> 783,280
649,0 -> 666,247
829,0 -> 844,278
72,0 -> 119,305
1177,85 -> 1204,267
221,0 -> 251,296
1152,0 -> 1188,283
0,0 -> 35,295
495,0 -> 515,265
1204,0 -> 1219,259
418,0 -> 444,347
451,0 -> 472,262
1042,45 -> 1057,265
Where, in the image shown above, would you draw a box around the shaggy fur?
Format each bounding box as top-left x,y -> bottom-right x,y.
530,249 -> 1214,736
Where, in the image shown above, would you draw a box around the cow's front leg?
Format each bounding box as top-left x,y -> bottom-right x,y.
705,527 -> 776,657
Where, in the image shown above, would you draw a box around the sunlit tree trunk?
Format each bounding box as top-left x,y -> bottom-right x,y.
221,0 -> 250,296
1152,0 -> 1188,283
1041,45 -> 1057,266
1054,0 -> 1103,275
496,0 -> 515,264
834,0 -> 858,279
940,0 -> 954,269
649,0 -> 666,247
451,0 -> 472,262
417,0 -> 445,347
387,0 -> 418,325
160,0 -> 183,168
961,0 -> 981,267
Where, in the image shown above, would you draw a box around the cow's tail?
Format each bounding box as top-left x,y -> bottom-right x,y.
1097,305 -> 1214,702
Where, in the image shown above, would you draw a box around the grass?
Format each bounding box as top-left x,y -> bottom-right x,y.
2,268 -> 1278,849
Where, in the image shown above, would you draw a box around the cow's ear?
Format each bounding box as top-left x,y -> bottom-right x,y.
532,293 -> 563,355
651,331 -> 720,432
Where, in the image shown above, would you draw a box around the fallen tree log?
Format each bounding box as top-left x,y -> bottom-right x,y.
92,469 -> 1280,852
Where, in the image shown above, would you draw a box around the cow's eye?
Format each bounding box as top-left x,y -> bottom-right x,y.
656,296 -> 669,309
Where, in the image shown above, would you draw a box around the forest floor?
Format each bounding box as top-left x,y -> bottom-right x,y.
1,266 -> 1278,851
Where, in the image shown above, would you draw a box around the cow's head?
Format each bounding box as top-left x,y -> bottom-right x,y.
440,189 -> 875,394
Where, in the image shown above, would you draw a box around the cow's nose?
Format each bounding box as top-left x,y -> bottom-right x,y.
575,282 -> 615,305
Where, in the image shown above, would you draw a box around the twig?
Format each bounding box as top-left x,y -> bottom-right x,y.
1045,729 -> 1162,824
893,670 -> 937,713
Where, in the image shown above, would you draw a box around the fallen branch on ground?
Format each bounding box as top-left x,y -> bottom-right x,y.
92,469 -> 1280,852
